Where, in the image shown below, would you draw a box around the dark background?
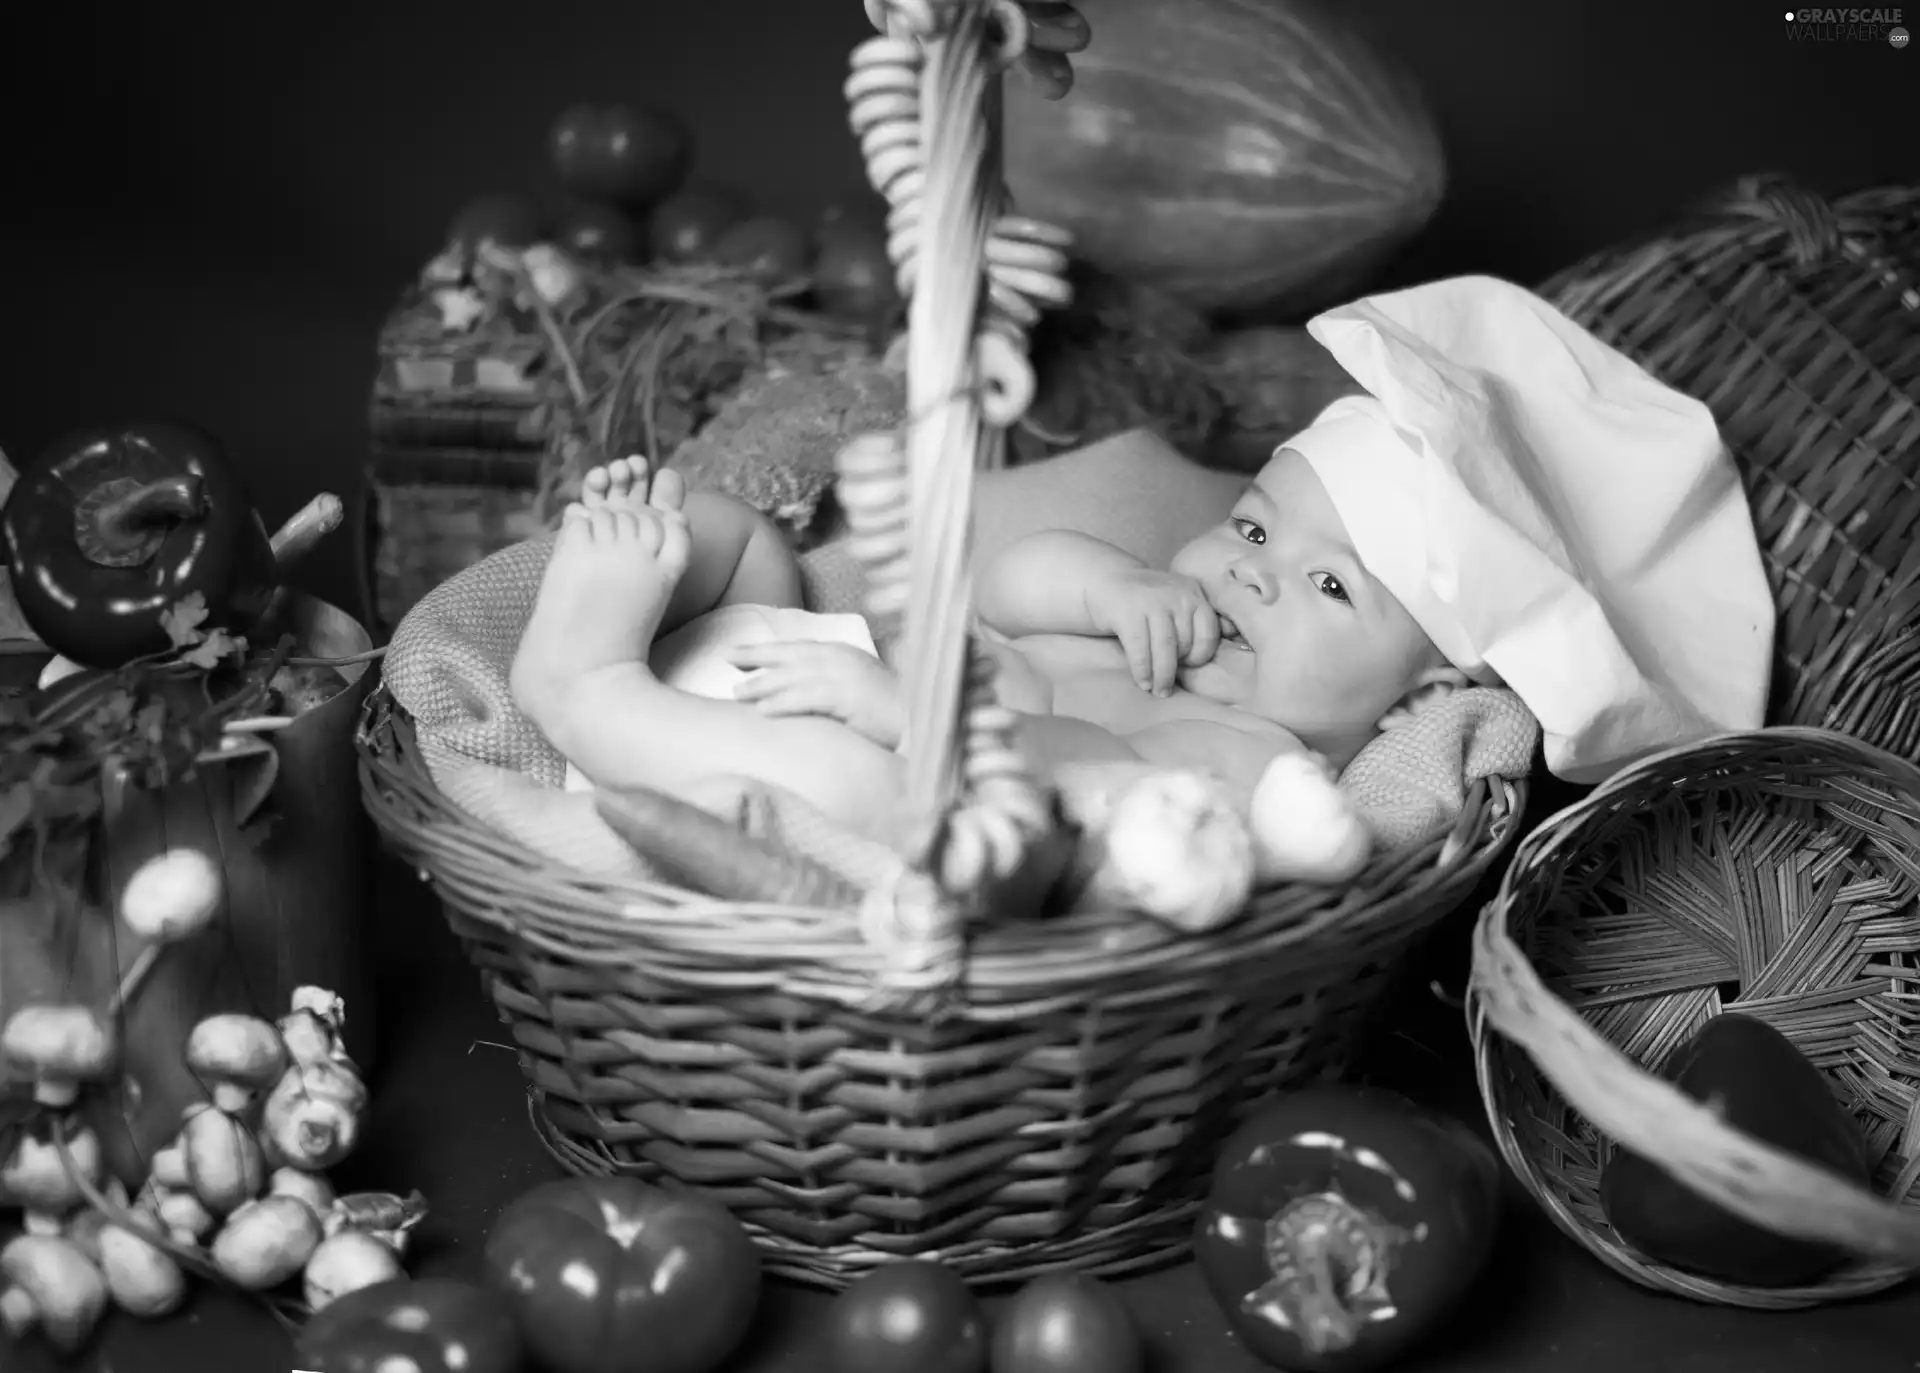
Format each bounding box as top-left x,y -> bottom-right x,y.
3,0 -> 1914,621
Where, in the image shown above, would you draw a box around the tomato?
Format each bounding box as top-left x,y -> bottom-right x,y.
812,221 -> 901,325
295,1278 -> 523,1373
815,195 -> 888,248
554,201 -> 641,264
483,1176 -> 761,1373
711,216 -> 810,283
1194,1086 -> 1501,1372
649,184 -> 742,262
824,1261 -> 988,1373
448,192 -> 545,251
549,103 -> 691,207
990,1273 -> 1145,1373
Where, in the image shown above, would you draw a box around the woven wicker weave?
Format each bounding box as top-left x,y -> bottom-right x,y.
1542,176 -> 1920,760
355,0 -> 1526,1288
1473,175 -> 1920,1309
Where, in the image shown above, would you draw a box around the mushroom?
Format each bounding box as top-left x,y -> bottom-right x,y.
181,1103 -> 267,1214
1,1004 -> 117,1107
110,850 -> 224,1014
148,1184 -> 217,1247
98,1215 -> 188,1318
0,1235 -> 108,1356
278,987 -> 348,1066
64,1209 -> 109,1266
1,1126 -> 103,1234
210,1195 -> 323,1290
302,1230 -> 403,1312
268,1166 -> 336,1219
300,1056 -> 369,1111
185,1014 -> 289,1115
61,1179 -> 130,1264
148,1135 -> 190,1190
118,848 -> 222,943
260,1060 -> 366,1173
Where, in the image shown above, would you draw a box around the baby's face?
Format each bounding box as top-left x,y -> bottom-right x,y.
1169,448 -> 1441,752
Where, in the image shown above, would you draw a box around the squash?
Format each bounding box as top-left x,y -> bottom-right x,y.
1003,0 -> 1445,318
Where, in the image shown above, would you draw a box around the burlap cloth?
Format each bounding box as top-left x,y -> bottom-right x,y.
381,532 -> 1538,884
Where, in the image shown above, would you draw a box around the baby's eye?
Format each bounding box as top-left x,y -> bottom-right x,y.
1232,517 -> 1266,546
1311,571 -> 1350,605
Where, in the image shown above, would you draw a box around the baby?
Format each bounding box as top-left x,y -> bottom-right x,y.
511,273 -> 1775,845
509,447 -> 1457,841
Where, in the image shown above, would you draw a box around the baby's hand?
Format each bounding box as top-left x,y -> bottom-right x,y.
1085,568 -> 1221,696
731,641 -> 905,748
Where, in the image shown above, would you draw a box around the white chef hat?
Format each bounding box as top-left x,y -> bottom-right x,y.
1282,275 -> 1775,784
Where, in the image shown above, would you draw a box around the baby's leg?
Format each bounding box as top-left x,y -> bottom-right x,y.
511,473 -> 904,839
581,456 -> 804,634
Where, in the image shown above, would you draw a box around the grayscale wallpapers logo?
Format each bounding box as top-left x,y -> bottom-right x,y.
1784,7 -> 1909,42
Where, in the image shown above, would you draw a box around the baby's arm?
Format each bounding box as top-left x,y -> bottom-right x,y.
977,529 -> 1218,694
975,530 -> 1145,638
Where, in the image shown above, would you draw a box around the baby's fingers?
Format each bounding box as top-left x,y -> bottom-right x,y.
1148,611 -> 1180,696
734,672 -> 831,719
729,640 -> 829,673
731,666 -> 787,703
1185,603 -> 1221,666
1117,621 -> 1157,694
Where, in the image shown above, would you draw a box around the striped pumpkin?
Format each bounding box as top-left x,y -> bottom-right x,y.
1003,0 -> 1446,318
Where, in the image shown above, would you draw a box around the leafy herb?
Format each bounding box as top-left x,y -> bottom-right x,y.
162,592 -> 248,672
0,599 -> 291,889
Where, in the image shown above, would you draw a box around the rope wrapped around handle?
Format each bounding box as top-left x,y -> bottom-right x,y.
837,0 -> 1079,997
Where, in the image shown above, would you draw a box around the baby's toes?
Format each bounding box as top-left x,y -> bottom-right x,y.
607,455 -> 649,501
580,465 -> 614,506
554,507 -> 592,547
648,466 -> 686,514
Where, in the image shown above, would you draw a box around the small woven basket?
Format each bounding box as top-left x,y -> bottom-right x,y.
1469,730 -> 1920,1307
356,0 -> 1526,1288
1472,175 -> 1920,1308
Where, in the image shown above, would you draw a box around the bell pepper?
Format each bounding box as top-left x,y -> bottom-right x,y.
1194,1085 -> 1502,1372
483,1175 -> 762,1373
295,1277 -> 524,1373
1600,1012 -> 1869,1286
0,421 -> 277,668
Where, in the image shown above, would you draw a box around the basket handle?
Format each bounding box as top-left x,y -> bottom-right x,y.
838,0 -> 1078,1002
1468,900 -> 1920,1266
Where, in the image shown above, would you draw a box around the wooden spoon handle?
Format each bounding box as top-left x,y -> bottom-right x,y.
269,493 -> 345,572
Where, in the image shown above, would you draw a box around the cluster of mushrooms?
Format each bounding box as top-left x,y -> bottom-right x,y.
0,849 -> 426,1356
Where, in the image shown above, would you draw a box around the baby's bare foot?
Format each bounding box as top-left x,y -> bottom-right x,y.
510,500 -> 692,736
581,455 -> 687,516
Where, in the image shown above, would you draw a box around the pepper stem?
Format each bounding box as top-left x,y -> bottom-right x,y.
1263,1192 -> 1391,1355
1290,1239 -> 1364,1353
81,474 -> 207,566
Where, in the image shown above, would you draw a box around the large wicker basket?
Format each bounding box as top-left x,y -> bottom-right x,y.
1472,176 -> 1920,1309
354,0 -> 1526,1288
1541,177 -> 1920,761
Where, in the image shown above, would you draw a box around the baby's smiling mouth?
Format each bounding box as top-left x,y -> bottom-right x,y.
1216,614 -> 1251,651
